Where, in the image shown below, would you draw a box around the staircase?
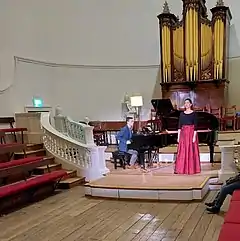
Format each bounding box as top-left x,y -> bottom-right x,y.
14,143 -> 85,189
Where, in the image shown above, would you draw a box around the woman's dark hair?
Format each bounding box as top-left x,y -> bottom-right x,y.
184,98 -> 193,104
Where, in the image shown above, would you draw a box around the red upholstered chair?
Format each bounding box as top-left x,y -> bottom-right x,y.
231,190 -> 240,201
224,201 -> 240,224
218,223 -> 240,241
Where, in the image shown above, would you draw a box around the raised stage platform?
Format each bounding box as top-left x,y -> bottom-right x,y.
85,163 -> 220,201
105,144 -> 222,163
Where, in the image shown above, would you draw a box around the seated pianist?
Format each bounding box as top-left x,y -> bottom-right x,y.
116,117 -> 145,170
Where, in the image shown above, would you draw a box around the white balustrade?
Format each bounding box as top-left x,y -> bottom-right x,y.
41,112 -> 109,181
218,139 -> 239,182
54,115 -> 94,145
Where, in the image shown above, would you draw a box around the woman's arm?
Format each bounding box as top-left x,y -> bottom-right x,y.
193,112 -> 197,141
177,113 -> 183,142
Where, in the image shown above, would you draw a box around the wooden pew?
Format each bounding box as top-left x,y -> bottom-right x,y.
0,117 -> 15,128
0,170 -> 66,214
218,190 -> 240,241
0,143 -> 26,161
0,128 -> 28,144
0,156 -> 52,181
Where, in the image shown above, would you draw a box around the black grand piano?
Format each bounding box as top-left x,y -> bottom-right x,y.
129,98 -> 219,164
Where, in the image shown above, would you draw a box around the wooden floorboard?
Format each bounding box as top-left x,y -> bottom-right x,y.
0,186 -> 229,241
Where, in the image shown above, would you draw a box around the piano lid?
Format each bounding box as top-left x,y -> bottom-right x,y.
161,109 -> 219,131
151,98 -> 219,131
151,99 -> 175,116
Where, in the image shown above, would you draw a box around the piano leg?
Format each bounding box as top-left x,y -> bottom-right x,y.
138,151 -> 146,170
209,144 -> 214,165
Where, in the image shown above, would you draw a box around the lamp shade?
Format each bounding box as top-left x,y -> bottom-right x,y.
130,96 -> 143,107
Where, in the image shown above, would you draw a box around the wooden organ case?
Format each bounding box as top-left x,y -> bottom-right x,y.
157,0 -> 232,108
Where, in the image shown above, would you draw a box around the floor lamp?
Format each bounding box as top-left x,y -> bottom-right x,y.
130,96 -> 143,131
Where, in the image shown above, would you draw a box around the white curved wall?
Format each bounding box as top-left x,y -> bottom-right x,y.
13,60 -> 158,120
0,0 -> 239,119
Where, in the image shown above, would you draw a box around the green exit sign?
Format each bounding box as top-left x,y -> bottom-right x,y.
32,97 -> 43,107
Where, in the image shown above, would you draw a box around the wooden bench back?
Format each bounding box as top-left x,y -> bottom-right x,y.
0,158 -> 52,178
0,117 -> 15,128
0,144 -> 26,155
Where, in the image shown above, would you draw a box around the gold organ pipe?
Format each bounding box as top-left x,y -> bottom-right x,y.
201,24 -> 213,73
192,9 -> 195,81
218,20 -> 221,78
176,29 -> 178,69
173,30 -> 175,70
167,27 -> 171,81
219,20 -> 224,79
206,26 -> 210,70
166,26 -> 169,82
165,26 -> 168,82
180,27 -> 183,71
213,20 -> 217,79
194,10 -> 198,80
185,10 -> 189,81
201,24 -> 203,68
189,8 -> 193,81
203,24 -> 206,70
216,19 -> 220,79
193,10 -> 196,80
162,28 -> 166,82
207,26 -> 213,68
215,20 -> 218,79
207,25 -> 210,69
169,27 -> 171,80
164,26 -> 168,82
213,22 -> 216,79
216,20 -> 219,79
218,19 -> 221,78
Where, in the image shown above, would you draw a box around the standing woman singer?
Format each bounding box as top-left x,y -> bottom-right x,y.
175,98 -> 201,174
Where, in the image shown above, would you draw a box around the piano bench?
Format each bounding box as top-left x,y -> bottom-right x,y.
112,151 -> 131,169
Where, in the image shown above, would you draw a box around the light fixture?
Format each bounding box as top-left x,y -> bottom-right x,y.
130,96 -> 143,130
130,96 -> 143,107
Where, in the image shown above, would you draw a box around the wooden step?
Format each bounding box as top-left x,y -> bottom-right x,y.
33,163 -> 62,175
42,156 -> 55,163
26,143 -> 44,151
63,170 -> 77,180
14,149 -> 46,159
57,177 -> 85,189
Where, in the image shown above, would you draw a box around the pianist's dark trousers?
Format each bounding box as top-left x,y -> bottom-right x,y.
175,125 -> 201,175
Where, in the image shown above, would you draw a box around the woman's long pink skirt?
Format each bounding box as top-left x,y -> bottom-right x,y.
175,125 -> 201,175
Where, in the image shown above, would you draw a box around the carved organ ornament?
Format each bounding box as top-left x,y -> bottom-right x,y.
158,0 -> 232,84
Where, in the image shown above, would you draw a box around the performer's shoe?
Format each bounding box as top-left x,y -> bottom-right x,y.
140,167 -> 148,173
206,206 -> 220,214
205,202 -> 215,207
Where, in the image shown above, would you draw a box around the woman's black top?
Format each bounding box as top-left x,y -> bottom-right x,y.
178,111 -> 197,130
